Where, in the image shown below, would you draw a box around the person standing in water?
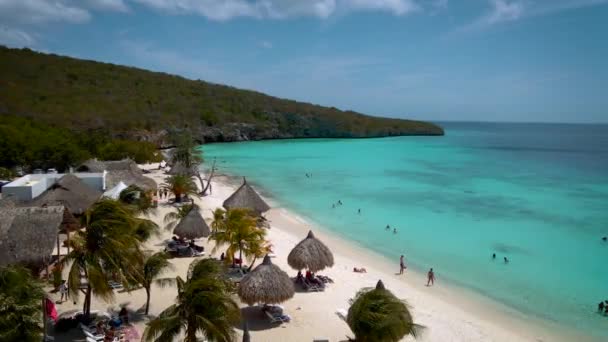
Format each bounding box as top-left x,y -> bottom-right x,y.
399,255 -> 406,274
386,224 -> 390,231
358,209 -> 361,214
427,268 -> 435,286
492,253 -> 496,260
504,257 -> 509,264
393,228 -> 397,234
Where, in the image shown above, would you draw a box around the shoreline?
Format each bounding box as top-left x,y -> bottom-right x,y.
212,173 -> 597,342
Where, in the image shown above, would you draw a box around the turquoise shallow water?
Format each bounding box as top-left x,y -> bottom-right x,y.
200,122 -> 608,338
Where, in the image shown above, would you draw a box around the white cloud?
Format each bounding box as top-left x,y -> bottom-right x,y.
0,0 -> 91,25
131,0 -> 420,21
0,26 -> 35,47
83,0 -> 129,12
460,0 -> 608,32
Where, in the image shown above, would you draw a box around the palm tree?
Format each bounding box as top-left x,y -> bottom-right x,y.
210,208 -> 226,233
347,280 -> 423,342
0,266 -> 45,342
142,259 -> 240,342
140,252 -> 174,315
162,175 -> 198,203
210,208 -> 268,268
163,203 -> 197,231
170,132 -> 206,193
60,200 -> 154,319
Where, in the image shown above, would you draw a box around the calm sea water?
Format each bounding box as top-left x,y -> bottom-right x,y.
200,122 -> 608,337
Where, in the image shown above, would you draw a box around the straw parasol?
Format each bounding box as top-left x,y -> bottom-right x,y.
287,230 -> 334,273
173,207 -> 210,240
0,205 -> 64,268
223,178 -> 270,215
30,174 -> 101,215
80,158 -> 156,191
238,255 -> 295,305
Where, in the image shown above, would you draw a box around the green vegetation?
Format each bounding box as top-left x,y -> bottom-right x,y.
139,252 -> 174,315
161,175 -> 198,203
0,266 -> 45,342
0,115 -> 161,172
347,280 -> 423,342
0,46 -> 443,147
210,208 -> 270,269
60,200 -> 158,319
142,259 -> 240,342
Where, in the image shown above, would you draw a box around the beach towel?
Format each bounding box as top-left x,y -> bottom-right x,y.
45,298 -> 58,322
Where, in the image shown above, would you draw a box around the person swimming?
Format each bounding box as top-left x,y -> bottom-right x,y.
492,253 -> 496,259
338,200 -> 342,205
358,208 -> 361,214
393,228 -> 397,234
504,256 -> 509,264
386,224 -> 390,230
602,236 -> 607,242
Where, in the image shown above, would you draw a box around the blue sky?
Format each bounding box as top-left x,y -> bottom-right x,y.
1,0 -> 607,123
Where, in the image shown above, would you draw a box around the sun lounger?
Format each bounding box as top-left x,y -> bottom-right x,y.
336,308 -> 348,321
265,310 -> 291,323
82,329 -> 104,341
108,281 -> 123,290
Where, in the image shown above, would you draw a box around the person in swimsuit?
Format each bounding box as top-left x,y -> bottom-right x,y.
399,255 -> 406,274
427,268 -> 435,286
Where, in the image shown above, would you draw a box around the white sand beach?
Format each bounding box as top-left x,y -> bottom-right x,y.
51,165 -> 589,342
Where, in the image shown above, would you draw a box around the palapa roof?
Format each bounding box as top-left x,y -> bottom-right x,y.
173,207 -> 210,239
237,255 -> 294,305
80,158 -> 157,191
223,178 -> 270,215
0,205 -> 64,267
30,174 -> 101,215
287,230 -> 334,273
168,161 -> 198,176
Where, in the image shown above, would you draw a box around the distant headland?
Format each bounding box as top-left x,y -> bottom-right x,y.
0,46 -> 443,147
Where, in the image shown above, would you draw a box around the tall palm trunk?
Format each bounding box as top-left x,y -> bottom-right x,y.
83,285 -> 92,320
238,243 -> 243,269
186,317 -> 197,342
145,285 -> 151,315
247,256 -> 258,272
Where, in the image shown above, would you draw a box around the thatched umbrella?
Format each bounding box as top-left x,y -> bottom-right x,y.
30,174 -> 101,215
0,206 -> 64,271
238,255 -> 294,305
242,322 -> 250,342
287,230 -> 334,273
223,178 -> 270,215
173,207 -> 210,240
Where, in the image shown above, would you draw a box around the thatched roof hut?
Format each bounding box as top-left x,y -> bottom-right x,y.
173,207 -> 210,239
0,205 -> 64,268
238,255 -> 294,305
223,178 -> 270,215
79,158 -> 157,191
30,174 -> 101,215
287,230 -> 334,273
168,161 -> 198,176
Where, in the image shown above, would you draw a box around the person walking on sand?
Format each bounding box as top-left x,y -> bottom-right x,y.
399,255 -> 406,274
427,268 -> 435,286
59,280 -> 68,303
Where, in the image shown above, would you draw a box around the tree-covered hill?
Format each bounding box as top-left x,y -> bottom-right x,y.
0,46 -> 443,145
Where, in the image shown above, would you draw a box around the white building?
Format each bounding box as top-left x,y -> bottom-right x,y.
2,172 -> 106,202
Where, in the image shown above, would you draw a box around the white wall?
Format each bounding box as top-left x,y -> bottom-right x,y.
2,173 -> 105,201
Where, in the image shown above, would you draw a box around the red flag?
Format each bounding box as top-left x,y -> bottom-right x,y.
45,298 -> 58,322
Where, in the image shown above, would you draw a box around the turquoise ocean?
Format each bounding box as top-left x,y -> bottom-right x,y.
201,122 -> 608,338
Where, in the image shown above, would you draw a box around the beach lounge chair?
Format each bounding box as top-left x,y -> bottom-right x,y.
265,310 -> 291,323
108,281 -> 123,290
336,308 -> 348,321
82,329 -> 104,341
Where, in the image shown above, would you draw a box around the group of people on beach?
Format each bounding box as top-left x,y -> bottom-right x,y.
397,255 -> 435,286
156,189 -> 169,199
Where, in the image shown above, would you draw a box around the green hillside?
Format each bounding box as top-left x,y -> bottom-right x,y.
0,46 -> 443,144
